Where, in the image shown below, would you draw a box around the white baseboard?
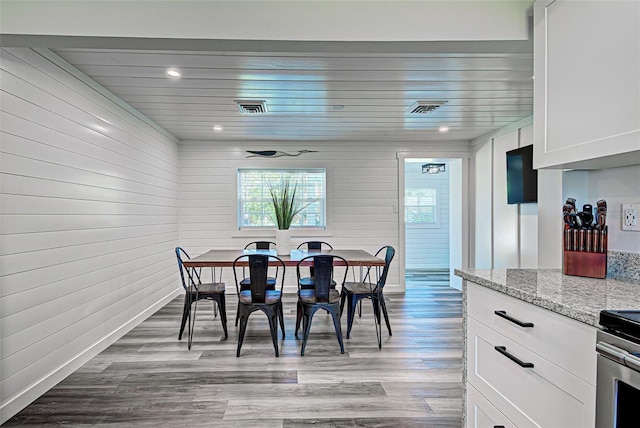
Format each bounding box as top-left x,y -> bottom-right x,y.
0,288 -> 182,425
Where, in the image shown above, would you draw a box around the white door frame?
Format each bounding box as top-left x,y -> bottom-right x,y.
397,151 -> 470,291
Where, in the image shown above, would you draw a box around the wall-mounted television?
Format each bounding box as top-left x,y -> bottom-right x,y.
506,144 -> 538,204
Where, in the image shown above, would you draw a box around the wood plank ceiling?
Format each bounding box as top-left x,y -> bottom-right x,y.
52,42 -> 533,143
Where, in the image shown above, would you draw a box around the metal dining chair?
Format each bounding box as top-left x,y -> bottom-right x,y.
340,245 -> 395,349
296,241 -> 335,289
175,247 -> 228,350
236,241 -> 278,326
233,254 -> 286,357
295,254 -> 348,356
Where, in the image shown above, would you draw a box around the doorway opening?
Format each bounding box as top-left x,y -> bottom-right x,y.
402,157 -> 463,290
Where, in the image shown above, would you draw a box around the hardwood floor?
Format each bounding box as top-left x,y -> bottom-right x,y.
5,277 -> 462,427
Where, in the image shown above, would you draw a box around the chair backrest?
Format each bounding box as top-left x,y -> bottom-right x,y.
245,241 -> 276,250
297,255 -> 348,302
175,247 -> 201,290
297,241 -> 333,251
233,254 -> 285,303
375,246 -> 395,289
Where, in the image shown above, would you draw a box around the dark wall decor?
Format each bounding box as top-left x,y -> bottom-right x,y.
246,150 -> 317,158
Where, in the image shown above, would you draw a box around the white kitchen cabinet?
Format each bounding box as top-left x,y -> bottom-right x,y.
467,282 -> 596,382
533,0 -> 640,170
466,383 -> 517,428
465,281 -> 597,428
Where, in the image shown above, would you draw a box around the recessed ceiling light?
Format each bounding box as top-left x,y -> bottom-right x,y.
439,126 -> 450,133
166,69 -> 181,78
213,125 -> 223,132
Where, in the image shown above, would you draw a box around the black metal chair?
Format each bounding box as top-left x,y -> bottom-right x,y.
236,241 -> 278,326
340,245 -> 395,349
233,254 -> 286,357
175,247 -> 228,350
246,241 -> 276,250
295,254 -> 348,356
296,241 -> 335,289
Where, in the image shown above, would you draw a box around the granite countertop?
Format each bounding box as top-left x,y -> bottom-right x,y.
454,268 -> 640,328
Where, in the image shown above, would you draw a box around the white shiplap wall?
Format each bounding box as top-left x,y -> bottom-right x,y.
0,48 -> 180,422
471,119 -> 539,269
179,140 -> 470,292
404,161 -> 450,269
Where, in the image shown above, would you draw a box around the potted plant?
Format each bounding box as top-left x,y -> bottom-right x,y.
269,178 -> 306,255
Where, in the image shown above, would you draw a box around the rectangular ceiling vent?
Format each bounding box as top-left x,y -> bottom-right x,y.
408,101 -> 447,114
235,100 -> 268,114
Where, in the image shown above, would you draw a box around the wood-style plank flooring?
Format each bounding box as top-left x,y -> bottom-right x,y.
5,273 -> 462,427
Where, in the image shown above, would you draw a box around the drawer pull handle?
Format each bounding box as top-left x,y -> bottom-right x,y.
494,346 -> 534,368
494,310 -> 534,328
494,426 -> 506,428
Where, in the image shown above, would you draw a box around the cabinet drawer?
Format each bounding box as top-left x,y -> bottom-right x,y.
467,317 -> 595,428
467,382 -> 518,428
467,282 -> 596,383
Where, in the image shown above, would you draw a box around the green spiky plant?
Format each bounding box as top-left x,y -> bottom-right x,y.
269,179 -> 309,230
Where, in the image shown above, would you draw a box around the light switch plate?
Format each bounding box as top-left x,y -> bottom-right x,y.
622,203 -> 640,231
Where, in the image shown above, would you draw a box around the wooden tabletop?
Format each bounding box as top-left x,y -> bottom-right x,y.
182,249 -> 384,268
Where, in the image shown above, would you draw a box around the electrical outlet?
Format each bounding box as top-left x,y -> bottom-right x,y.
622,203 -> 640,231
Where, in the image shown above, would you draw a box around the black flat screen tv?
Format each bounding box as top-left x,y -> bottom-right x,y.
506,144 -> 538,204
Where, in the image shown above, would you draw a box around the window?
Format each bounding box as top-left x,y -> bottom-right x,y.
405,187 -> 437,224
238,169 -> 326,228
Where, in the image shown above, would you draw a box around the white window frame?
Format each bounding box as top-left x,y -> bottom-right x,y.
237,168 -> 327,230
405,184 -> 440,226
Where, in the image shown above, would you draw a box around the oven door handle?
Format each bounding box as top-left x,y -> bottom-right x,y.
596,341 -> 627,364
624,352 -> 640,372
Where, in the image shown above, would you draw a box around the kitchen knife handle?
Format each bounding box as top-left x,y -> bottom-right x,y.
494,310 -> 534,328
494,346 -> 534,368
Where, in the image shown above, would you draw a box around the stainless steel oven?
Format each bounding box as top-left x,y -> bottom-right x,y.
596,311 -> 640,428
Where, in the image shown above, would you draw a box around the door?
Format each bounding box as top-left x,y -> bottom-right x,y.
400,156 -> 465,290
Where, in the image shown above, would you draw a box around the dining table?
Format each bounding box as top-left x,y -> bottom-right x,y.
182,247 -> 388,347
182,248 -> 385,269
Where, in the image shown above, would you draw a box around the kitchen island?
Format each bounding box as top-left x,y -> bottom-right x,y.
455,268 -> 640,428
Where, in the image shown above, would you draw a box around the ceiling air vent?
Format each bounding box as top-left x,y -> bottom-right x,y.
235,100 -> 268,114
408,101 -> 447,114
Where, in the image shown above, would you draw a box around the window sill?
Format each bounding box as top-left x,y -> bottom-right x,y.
231,228 -> 333,239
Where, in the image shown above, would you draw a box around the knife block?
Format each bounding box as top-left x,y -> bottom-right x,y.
563,227 -> 607,279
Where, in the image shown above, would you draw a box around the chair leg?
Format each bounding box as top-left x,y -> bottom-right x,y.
295,300 -> 303,338
266,308 -> 280,357
236,310 -> 248,357
358,299 -> 362,318
235,301 -> 240,327
379,293 -> 392,336
346,295 -> 359,339
300,308 -> 317,357
372,296 -> 381,324
339,290 -> 347,315
329,307 -> 345,354
371,293 -> 382,350
218,295 -> 228,339
187,297 -> 199,351
178,295 -> 190,340
278,302 -> 286,339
